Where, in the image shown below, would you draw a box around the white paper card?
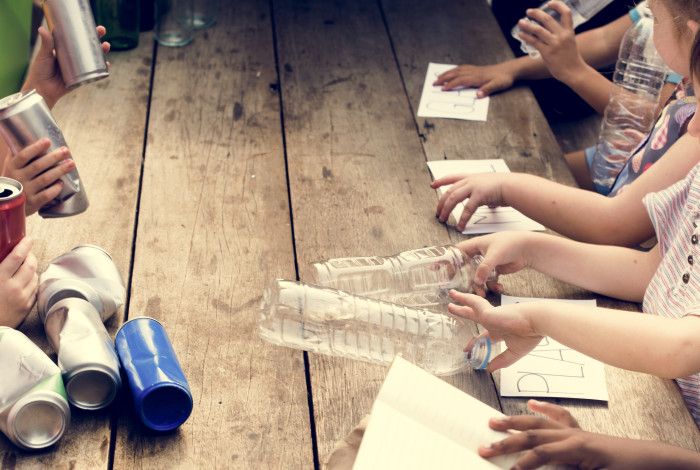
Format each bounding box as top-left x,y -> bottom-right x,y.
498,296 -> 609,402
427,159 -> 546,234
354,357 -> 562,469
417,63 -> 490,121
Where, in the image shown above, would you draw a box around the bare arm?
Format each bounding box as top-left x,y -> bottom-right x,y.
499,134 -> 700,246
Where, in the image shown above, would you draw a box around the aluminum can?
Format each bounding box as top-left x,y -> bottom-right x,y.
115,318 -> 193,431
41,0 -> 109,88
38,245 -> 125,322
0,177 -> 25,261
43,298 -> 121,410
0,90 -> 88,218
0,327 -> 70,450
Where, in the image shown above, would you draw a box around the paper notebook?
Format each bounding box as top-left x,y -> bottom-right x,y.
427,159 -> 545,234
353,357 -> 560,469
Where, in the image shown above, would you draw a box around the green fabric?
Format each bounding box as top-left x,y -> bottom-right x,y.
0,0 -> 32,98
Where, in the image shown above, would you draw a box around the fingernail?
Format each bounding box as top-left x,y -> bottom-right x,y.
476,91 -> 484,98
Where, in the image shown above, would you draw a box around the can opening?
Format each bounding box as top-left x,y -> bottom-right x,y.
66,369 -> 118,410
13,400 -> 66,449
0,188 -> 13,198
140,385 -> 193,431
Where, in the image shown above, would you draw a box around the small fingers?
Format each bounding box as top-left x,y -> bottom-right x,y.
431,174 -> 467,189
479,429 -> 567,460
14,252 -> 38,287
438,183 -> 473,222
433,68 -> 459,85
36,26 -> 55,58
31,158 -> 75,190
513,440 -> 579,470
546,1 -> 574,30
487,414 -> 564,434
96,25 -> 107,37
528,400 -> 580,428
102,41 -> 111,54
0,237 -> 33,279
457,197 -> 480,231
487,348 -> 522,372
24,147 -> 71,178
518,18 -> 554,45
28,181 -> 64,213
525,7 -> 561,34
13,139 -> 52,169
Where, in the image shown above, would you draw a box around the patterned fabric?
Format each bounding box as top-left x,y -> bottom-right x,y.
608,81 -> 696,196
643,163 -> 700,426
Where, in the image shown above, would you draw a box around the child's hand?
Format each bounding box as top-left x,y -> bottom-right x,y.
22,26 -> 111,109
516,1 -> 587,84
432,172 -> 510,231
457,232 -> 533,287
0,237 -> 38,328
433,63 -> 516,98
2,139 -> 77,215
448,291 -> 542,371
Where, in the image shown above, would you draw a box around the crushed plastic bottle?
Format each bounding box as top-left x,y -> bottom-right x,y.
311,245 -> 495,309
259,279 -> 491,375
511,0 -> 614,57
590,6 -> 666,194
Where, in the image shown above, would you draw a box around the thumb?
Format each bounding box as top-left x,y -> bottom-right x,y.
36,26 -> 55,60
475,255 -> 497,285
486,348 -> 522,372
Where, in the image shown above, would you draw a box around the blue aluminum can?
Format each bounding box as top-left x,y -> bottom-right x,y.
115,317 -> 193,431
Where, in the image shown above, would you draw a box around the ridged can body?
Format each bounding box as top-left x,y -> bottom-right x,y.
43,298 -> 121,410
0,177 -> 25,261
115,317 -> 193,431
38,245 -> 125,322
41,0 -> 109,88
0,327 -> 70,450
0,90 -> 88,218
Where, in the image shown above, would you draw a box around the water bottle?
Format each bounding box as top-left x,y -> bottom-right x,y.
511,0 -> 614,57
590,7 -> 666,193
311,245 -> 495,309
259,279 -> 491,375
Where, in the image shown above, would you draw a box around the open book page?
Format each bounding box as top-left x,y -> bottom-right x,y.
427,159 -> 545,234
354,356 -> 553,469
417,63 -> 490,121
499,296 -> 608,401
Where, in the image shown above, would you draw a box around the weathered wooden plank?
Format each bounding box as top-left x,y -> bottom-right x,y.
1,34 -> 153,469
274,0 -> 502,461
383,0 -> 700,450
111,2 -> 312,468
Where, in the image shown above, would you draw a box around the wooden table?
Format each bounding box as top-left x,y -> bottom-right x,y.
3,0 -> 699,468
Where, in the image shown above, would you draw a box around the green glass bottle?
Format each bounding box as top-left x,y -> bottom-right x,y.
91,0 -> 140,51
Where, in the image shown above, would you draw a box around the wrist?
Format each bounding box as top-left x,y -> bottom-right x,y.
557,60 -> 593,88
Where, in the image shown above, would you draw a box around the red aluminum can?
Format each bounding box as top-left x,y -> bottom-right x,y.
0,177 -> 26,261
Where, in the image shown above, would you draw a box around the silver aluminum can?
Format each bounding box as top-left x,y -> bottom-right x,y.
0,327 -> 70,450
43,298 -> 121,410
0,90 -> 89,218
38,245 -> 125,322
41,0 -> 109,88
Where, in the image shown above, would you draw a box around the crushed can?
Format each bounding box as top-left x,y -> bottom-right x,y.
115,317 -> 193,431
0,327 -> 70,450
0,90 -> 88,218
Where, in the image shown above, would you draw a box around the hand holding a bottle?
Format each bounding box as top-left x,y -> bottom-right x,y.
433,172 -> 511,231
22,26 -> 111,109
447,290 -> 542,371
516,1 -> 588,85
0,238 -> 38,328
433,62 -> 517,98
2,139 -> 76,215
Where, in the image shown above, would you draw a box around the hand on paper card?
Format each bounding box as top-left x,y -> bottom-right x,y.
417,63 -> 490,121
447,291 -> 542,372
457,231 -> 533,286
433,63 -> 516,98
427,160 -> 545,234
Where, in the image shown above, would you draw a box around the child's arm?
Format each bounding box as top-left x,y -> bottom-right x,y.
459,231 -> 657,301
434,132 -> 700,246
21,25 -> 110,109
478,400 -> 700,470
515,2 -> 613,113
0,237 -> 38,328
449,291 -> 700,379
434,5 -> 631,101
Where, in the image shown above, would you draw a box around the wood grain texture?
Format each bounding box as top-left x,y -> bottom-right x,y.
383,0 -> 700,450
273,0 -> 501,461
0,35 -> 152,469
111,2 -> 312,469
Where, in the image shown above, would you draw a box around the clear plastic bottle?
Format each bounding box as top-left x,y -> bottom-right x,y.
511,0 -> 613,56
311,245 -> 495,309
259,279 -> 491,375
590,7 -> 667,193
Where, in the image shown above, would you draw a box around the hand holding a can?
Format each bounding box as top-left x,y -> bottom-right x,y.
21,26 -> 111,109
0,238 -> 38,328
2,139 -> 77,216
